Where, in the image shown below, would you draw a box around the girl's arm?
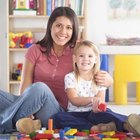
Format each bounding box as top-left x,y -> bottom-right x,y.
96,90 -> 106,103
66,88 -> 100,107
92,90 -> 106,113
19,58 -> 34,94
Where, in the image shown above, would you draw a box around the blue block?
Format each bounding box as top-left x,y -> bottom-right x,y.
59,129 -> 65,140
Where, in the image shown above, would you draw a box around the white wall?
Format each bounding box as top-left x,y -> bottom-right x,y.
0,1 -> 8,91
86,0 -> 140,101
0,0 -> 140,100
86,0 -> 107,44
86,0 -> 140,42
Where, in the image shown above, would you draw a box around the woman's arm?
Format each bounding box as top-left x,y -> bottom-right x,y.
19,58 -> 34,94
95,70 -> 113,87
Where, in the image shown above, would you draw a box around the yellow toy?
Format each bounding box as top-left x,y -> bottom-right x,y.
114,55 -> 140,104
65,129 -> 77,136
102,138 -> 119,140
9,32 -> 16,48
9,32 -> 33,48
102,131 -> 115,136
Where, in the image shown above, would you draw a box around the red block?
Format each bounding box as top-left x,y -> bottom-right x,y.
98,103 -> 106,112
75,131 -> 87,136
35,133 -> 53,139
112,133 -> 127,140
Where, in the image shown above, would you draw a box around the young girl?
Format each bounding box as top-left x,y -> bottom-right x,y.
52,40 -> 131,133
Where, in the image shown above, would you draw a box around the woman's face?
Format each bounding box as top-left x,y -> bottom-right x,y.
51,16 -> 73,47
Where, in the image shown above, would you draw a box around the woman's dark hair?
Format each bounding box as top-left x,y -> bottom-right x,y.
36,7 -> 79,57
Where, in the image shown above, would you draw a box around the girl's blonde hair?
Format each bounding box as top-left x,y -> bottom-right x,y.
73,40 -> 100,91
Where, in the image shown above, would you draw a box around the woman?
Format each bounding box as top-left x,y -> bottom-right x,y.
0,7 -> 113,134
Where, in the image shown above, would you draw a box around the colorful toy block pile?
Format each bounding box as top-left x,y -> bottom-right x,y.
1,119 -> 139,140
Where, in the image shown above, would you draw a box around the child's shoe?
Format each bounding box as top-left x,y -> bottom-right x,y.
91,121 -> 117,132
16,118 -> 41,134
124,113 -> 140,137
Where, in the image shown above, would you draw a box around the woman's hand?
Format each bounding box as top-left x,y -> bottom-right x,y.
95,70 -> 113,87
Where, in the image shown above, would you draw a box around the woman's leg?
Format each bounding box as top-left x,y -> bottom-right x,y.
88,108 -> 127,131
0,89 -> 18,113
0,82 -> 63,133
13,82 -> 63,127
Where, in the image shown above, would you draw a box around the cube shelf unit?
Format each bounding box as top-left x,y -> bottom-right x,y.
7,0 -> 87,94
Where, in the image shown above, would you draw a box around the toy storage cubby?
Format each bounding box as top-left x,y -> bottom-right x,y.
7,0 -> 87,95
9,16 -> 48,94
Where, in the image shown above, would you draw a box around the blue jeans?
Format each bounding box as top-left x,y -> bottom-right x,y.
0,82 -> 63,133
52,108 -> 127,132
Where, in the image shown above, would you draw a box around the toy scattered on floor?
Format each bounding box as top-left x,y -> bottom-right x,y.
17,129 -> 139,140
16,118 -> 140,140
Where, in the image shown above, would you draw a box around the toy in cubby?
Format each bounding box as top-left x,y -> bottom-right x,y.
12,63 -> 23,81
9,31 -> 33,48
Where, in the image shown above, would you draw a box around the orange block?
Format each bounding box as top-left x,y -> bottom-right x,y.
48,119 -> 53,130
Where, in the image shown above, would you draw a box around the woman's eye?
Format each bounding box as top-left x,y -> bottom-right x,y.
67,26 -> 72,30
56,24 -> 61,28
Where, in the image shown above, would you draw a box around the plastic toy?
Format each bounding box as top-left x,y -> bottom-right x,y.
12,63 -> 23,81
59,129 -> 65,139
20,32 -> 33,48
9,32 -> 33,48
112,132 -> 127,139
114,55 -> 140,104
33,133 -> 53,139
16,119 -> 140,140
98,103 -> 107,112
48,119 -> 53,130
64,128 -> 77,135
102,138 -> 119,140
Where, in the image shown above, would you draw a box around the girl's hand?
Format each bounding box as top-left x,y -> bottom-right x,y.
92,97 -> 102,113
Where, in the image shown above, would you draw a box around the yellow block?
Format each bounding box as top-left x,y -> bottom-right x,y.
65,128 -> 77,135
102,138 -> 119,140
44,130 -> 54,134
102,131 -> 115,136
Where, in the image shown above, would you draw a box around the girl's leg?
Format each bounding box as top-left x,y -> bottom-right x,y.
52,112 -> 93,130
88,108 -> 127,131
0,89 -> 18,113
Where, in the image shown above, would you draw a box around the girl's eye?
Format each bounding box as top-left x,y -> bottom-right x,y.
89,55 -> 93,58
79,55 -> 84,57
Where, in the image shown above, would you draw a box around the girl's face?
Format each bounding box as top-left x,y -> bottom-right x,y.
73,46 -> 97,72
51,16 -> 73,47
